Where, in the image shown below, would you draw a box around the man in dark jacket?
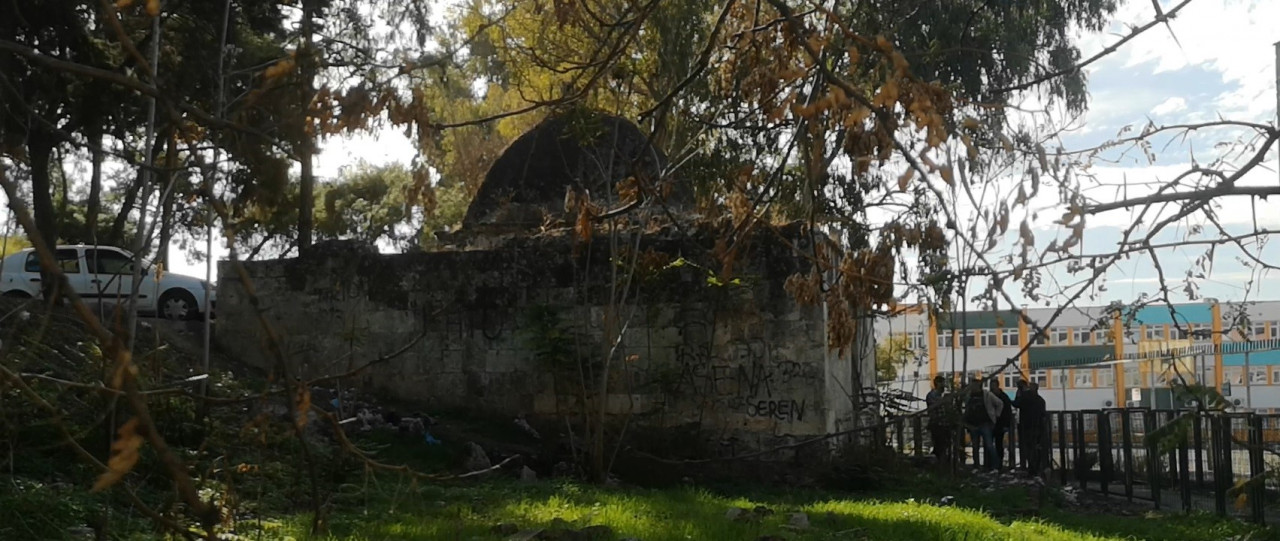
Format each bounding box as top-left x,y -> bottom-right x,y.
962,378 -> 1003,470
925,375 -> 953,463
990,378 -> 1015,470
1013,380 -> 1048,475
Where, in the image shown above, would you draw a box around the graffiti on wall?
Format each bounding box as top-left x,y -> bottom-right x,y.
672,338 -> 818,422
745,399 -> 807,422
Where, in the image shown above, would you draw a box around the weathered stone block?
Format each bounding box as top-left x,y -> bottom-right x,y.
533,393 -> 559,415
216,224 -> 874,458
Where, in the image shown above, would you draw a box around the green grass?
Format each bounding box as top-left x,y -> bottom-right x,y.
241,476 -> 1278,541
1,302 -> 1269,541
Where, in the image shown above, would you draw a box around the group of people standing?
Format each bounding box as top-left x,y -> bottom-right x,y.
924,374 -> 1049,473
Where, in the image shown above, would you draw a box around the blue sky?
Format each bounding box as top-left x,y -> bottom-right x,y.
1005,0 -> 1280,307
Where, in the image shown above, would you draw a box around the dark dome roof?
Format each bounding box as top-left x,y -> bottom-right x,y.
458,109 -> 691,232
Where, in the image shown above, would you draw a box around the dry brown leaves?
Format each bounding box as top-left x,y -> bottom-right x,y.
294,384 -> 311,430
92,418 -> 145,492
616,176 -> 641,206
784,269 -> 822,306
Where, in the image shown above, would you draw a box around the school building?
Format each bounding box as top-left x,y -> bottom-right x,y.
876,300 -> 1280,411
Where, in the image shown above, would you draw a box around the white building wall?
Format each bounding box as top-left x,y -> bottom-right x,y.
876,301 -> 1280,413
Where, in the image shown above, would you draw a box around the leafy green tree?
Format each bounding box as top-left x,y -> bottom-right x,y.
0,234 -> 29,258
876,334 -> 914,382
315,162 -> 417,250
0,1 -> 115,247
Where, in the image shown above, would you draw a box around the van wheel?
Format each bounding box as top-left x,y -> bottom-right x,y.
2,290 -> 31,298
159,289 -> 198,320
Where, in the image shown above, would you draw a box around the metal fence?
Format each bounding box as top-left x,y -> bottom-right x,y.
886,408 -> 1278,524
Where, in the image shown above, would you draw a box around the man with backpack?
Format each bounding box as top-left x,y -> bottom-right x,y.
962,377 -> 1004,470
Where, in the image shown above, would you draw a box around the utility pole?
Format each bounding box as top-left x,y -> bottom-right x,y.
961,274 -> 969,381
1245,350 -> 1253,410
125,6 -> 162,353
204,0 -> 232,404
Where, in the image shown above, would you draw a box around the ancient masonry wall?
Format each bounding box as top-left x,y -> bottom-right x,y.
215,227 -> 872,454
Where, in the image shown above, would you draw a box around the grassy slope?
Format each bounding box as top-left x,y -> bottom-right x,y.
250,474 -> 1278,541
1,299 -> 1274,541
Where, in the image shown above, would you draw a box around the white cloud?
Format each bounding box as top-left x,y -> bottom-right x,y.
315,131 -> 418,179
1150,96 -> 1188,116
1055,157 -> 1280,231
1081,0 -> 1279,119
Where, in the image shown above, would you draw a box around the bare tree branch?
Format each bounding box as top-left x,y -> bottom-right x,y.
991,0 -> 1196,94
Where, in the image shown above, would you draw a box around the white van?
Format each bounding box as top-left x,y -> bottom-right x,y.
0,245 -> 214,320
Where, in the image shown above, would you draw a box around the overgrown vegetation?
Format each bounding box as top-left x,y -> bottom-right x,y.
8,297 -> 1272,540
4,0 -> 1280,538
271,480 -> 1275,541
9,467 -> 1268,540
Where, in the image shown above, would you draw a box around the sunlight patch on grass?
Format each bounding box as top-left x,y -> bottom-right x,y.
494,487 -> 779,541
272,479 -> 1273,541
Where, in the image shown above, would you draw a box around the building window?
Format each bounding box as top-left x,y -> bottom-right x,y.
1032,330 -> 1048,345
1224,366 -> 1244,385
1250,367 -> 1268,385
1051,328 -> 1069,345
1172,326 -> 1190,340
1075,370 -> 1094,388
1031,370 -> 1048,386
938,332 -> 953,348
1187,323 -> 1212,343
1098,368 -> 1115,387
1145,326 -> 1166,341
1002,372 -> 1019,389
1093,329 -> 1114,344
1124,365 -> 1141,387
959,330 -> 976,347
1072,328 -> 1091,345
908,331 -> 925,351
1002,329 -> 1020,347
1272,367 -> 1280,386
1054,370 -> 1069,388
979,329 -> 998,347
1251,322 -> 1269,340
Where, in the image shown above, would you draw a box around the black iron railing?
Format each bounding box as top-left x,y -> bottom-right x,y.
886,408 -> 1277,524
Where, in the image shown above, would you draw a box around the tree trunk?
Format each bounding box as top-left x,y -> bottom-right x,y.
28,127 -> 58,250
108,164 -> 144,247
157,197 -> 173,267
109,133 -> 167,246
87,123 -> 103,243
296,0 -> 318,249
157,134 -> 178,268
27,127 -> 59,298
57,148 -> 69,221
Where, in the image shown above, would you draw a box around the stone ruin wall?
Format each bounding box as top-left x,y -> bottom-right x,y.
215,226 -> 871,456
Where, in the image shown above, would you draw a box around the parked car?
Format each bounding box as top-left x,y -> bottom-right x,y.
0,245 -> 214,320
